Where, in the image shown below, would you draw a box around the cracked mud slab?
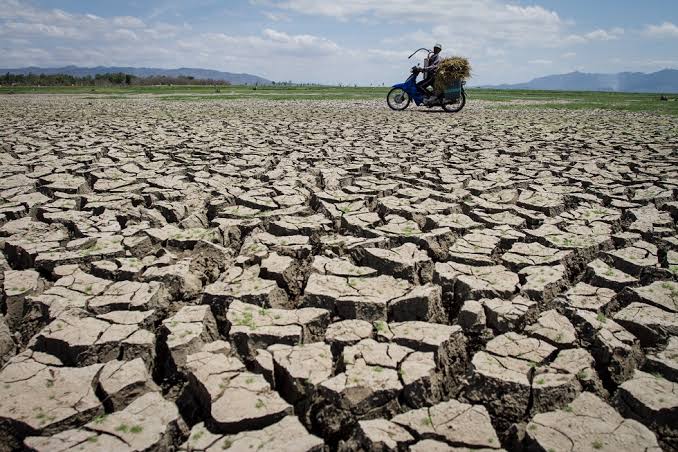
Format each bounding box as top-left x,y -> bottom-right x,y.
0,351 -> 103,449
25,391 -> 187,452
615,370 -> 678,450
391,399 -> 501,449
181,415 -> 323,452
526,392 -> 661,452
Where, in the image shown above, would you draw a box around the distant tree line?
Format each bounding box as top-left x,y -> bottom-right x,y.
0,72 -> 232,86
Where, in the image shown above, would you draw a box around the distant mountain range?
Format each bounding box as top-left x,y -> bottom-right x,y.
0,65 -> 272,85
481,69 -> 678,93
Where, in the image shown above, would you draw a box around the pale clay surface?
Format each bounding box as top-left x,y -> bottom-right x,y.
0,96 -> 676,451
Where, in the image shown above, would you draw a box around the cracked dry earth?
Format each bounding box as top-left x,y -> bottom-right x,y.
0,95 -> 677,452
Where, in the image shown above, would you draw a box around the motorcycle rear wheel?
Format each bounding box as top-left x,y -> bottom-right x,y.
387,88 -> 411,111
442,92 -> 466,113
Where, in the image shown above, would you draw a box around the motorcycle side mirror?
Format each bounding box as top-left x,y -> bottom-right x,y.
408,48 -> 432,59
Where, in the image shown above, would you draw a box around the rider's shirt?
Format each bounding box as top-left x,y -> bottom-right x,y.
425,53 -> 441,73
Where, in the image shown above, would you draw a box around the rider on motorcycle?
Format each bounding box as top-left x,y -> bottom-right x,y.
416,43 -> 442,99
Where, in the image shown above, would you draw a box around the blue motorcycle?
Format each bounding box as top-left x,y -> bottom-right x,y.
387,48 -> 466,113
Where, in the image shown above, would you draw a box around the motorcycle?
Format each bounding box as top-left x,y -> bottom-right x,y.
386,48 -> 466,113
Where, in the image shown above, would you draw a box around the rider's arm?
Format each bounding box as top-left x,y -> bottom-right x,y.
422,56 -> 440,71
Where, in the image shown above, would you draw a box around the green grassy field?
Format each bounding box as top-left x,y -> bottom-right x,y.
474,88 -> 678,116
1,84 -> 676,115
0,84 -> 386,97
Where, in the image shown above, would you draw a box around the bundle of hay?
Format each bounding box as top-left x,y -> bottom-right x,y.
433,56 -> 471,94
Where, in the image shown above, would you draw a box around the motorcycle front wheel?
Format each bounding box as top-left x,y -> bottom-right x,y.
442,92 -> 466,113
387,88 -> 411,111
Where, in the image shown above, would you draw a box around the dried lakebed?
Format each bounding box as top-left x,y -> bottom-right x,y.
0,95 -> 677,452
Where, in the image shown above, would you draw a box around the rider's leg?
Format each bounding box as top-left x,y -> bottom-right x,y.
416,75 -> 433,94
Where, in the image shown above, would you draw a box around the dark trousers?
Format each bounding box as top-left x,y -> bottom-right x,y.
417,72 -> 435,95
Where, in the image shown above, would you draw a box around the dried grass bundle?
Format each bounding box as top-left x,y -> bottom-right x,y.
433,57 -> 471,94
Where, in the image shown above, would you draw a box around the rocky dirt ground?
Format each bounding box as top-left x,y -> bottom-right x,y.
0,95 -> 677,452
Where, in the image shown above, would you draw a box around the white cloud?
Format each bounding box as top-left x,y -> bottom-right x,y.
644,22 -> 678,38
0,21 -> 83,39
105,28 -> 140,42
174,28 -> 341,62
583,27 -> 623,41
486,47 -> 506,57
634,58 -> 678,68
528,59 -> 552,65
0,1 -> 149,41
261,28 -> 339,53
263,11 -> 290,22
560,27 -> 624,46
264,0 -> 565,47
112,16 -> 146,28
561,52 -> 576,58
0,0 -> 345,81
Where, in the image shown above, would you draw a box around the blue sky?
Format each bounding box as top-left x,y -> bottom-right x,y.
0,0 -> 676,85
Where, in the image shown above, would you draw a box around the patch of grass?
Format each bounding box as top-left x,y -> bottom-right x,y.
596,312 -> 607,323
255,399 -> 265,409
475,89 -> 678,116
222,439 -> 232,449
0,83 -> 392,104
32,85 -> 641,115
402,225 -> 417,236
234,311 -> 256,330
115,423 -> 129,433
130,425 -> 143,434
592,439 -> 603,449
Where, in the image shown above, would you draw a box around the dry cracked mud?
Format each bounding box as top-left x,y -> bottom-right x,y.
0,95 -> 676,451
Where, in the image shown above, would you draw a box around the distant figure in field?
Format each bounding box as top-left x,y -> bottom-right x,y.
417,43 -> 442,97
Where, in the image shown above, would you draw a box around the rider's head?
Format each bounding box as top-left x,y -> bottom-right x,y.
433,43 -> 442,54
